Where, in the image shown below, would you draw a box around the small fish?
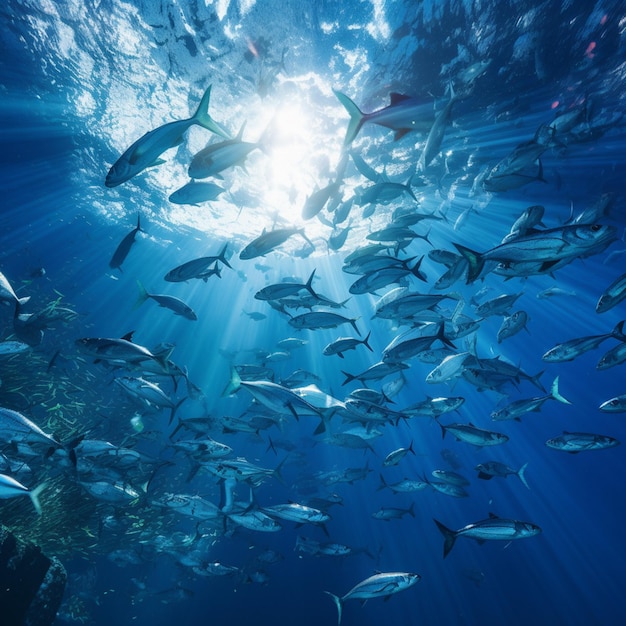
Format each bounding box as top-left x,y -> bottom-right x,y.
109,213 -> 143,271
475,461 -> 530,489
240,227 -> 314,259
164,244 -> 232,282
546,431 -> 620,453
440,422 -> 509,447
323,331 -> 372,358
596,272 -> 626,313
598,394 -> 626,413
372,502 -> 415,521
134,280 -> 197,320
168,181 -> 225,205
382,441 -> 415,466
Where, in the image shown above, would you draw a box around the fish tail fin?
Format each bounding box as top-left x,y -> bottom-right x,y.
266,437 -> 277,455
133,280 -> 150,310
299,229 -> 315,250
341,370 -> 355,386
410,256 -> 427,281
612,319 -> 625,339
193,85 -> 230,138
550,376 -> 571,405
29,482 -> 47,515
169,397 -> 187,426
453,243 -> 484,283
531,370 -> 546,393
362,330 -> 373,352
305,269 -> 318,298
136,213 -> 143,232
324,591 -> 343,625
433,518 -> 457,558
273,456 -> 289,486
436,322 -> 456,349
333,90 -> 365,146
517,462 -> 530,490
217,243 -> 232,269
408,501 -> 416,517
350,317 -> 361,337
222,367 -> 242,396
376,473 -> 388,491
408,439 -> 416,455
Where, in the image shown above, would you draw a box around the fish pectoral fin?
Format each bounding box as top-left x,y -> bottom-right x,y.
539,259 -> 560,272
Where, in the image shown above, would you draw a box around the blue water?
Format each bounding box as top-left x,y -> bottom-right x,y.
1,1 -> 625,625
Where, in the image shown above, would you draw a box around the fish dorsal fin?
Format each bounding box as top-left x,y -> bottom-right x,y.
488,512 -> 499,519
389,93 -> 412,105
236,121 -> 247,141
121,331 -> 135,342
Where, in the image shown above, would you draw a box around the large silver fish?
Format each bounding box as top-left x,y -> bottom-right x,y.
434,512 -> 541,557
325,571 -> 421,624
454,223 -> 617,283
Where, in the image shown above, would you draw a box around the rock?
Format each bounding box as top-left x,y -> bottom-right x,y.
0,525 -> 67,626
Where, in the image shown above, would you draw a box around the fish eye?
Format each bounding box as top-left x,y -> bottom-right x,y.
590,224 -> 602,232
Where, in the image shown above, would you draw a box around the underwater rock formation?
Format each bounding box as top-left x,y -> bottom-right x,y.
0,525 -> 67,626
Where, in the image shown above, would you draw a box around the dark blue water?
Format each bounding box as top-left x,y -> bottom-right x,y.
1,1 -> 625,625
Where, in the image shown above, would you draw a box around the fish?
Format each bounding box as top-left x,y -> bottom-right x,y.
598,394 -> 626,413
382,324 -> 455,363
372,503 -> 415,521
434,513 -> 542,557
323,331 -> 372,358
254,270 -> 319,301
497,310 -> 529,343
134,280 -> 197,320
382,441 -> 415,466
105,85 -> 229,187
596,272 -> 626,313
474,292 -> 523,318
377,475 -> 428,494
168,180 -> 225,205
334,88 -> 434,145
325,571 -> 421,624
490,376 -> 571,421
188,122 -> 263,179
341,361 -> 409,386
76,332 -> 172,370
418,83 -> 459,170
454,223 -> 617,283
404,395 -> 465,417
223,368 -> 324,430
542,321 -> 625,362
302,180 -> 342,220
0,271 -> 30,308
502,205 -> 546,242
164,244 -> 232,282
288,311 -> 361,335
262,503 -> 330,525
439,422 -> 509,446
475,461 -> 530,489
114,377 -> 185,424
545,432 -> 620,453
109,214 -> 143,271
240,227 -> 314,259
0,474 -> 46,514
0,340 -> 30,355
0,406 -> 63,450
